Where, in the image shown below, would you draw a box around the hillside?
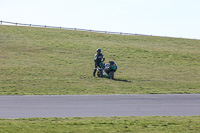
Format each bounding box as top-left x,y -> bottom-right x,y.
0,25 -> 200,95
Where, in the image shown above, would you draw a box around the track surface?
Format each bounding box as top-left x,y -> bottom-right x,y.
0,94 -> 200,118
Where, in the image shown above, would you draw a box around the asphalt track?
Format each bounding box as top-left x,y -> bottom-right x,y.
0,94 -> 200,118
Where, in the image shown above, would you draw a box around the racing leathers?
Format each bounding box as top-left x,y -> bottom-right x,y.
93,53 -> 105,77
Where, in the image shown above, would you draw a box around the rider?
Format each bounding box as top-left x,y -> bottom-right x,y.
93,48 -> 105,77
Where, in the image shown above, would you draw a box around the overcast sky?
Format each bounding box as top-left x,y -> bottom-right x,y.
1,0 -> 200,39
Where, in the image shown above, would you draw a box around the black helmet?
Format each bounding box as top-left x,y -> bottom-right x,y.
96,48 -> 102,53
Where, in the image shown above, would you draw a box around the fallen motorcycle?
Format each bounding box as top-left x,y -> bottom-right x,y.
97,61 -> 117,79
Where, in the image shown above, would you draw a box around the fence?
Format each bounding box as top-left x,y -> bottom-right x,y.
0,20 -> 153,36
0,20 -> 197,39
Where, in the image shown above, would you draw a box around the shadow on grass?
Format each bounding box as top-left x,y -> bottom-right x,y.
114,78 -> 132,82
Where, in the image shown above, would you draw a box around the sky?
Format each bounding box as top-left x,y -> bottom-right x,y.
1,0 -> 200,39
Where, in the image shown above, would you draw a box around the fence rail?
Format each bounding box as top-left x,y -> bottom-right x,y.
0,20 -> 151,36
0,20 -> 197,40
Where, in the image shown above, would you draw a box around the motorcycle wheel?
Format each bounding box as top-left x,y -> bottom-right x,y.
97,70 -> 103,77
97,71 -> 101,77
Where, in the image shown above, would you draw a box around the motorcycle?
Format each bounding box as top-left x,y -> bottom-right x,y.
97,61 -> 117,79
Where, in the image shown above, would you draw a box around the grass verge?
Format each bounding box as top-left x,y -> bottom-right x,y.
0,116 -> 200,133
0,25 -> 200,95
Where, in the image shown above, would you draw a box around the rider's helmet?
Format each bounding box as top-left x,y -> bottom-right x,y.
96,48 -> 102,54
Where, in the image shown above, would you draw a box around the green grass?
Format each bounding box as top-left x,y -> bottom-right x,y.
0,116 -> 199,133
0,25 -> 200,95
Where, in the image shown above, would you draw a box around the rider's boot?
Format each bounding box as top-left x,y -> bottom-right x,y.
93,68 -> 97,77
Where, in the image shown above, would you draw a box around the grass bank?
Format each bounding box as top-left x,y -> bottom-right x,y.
0,25 -> 200,95
0,116 -> 199,133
